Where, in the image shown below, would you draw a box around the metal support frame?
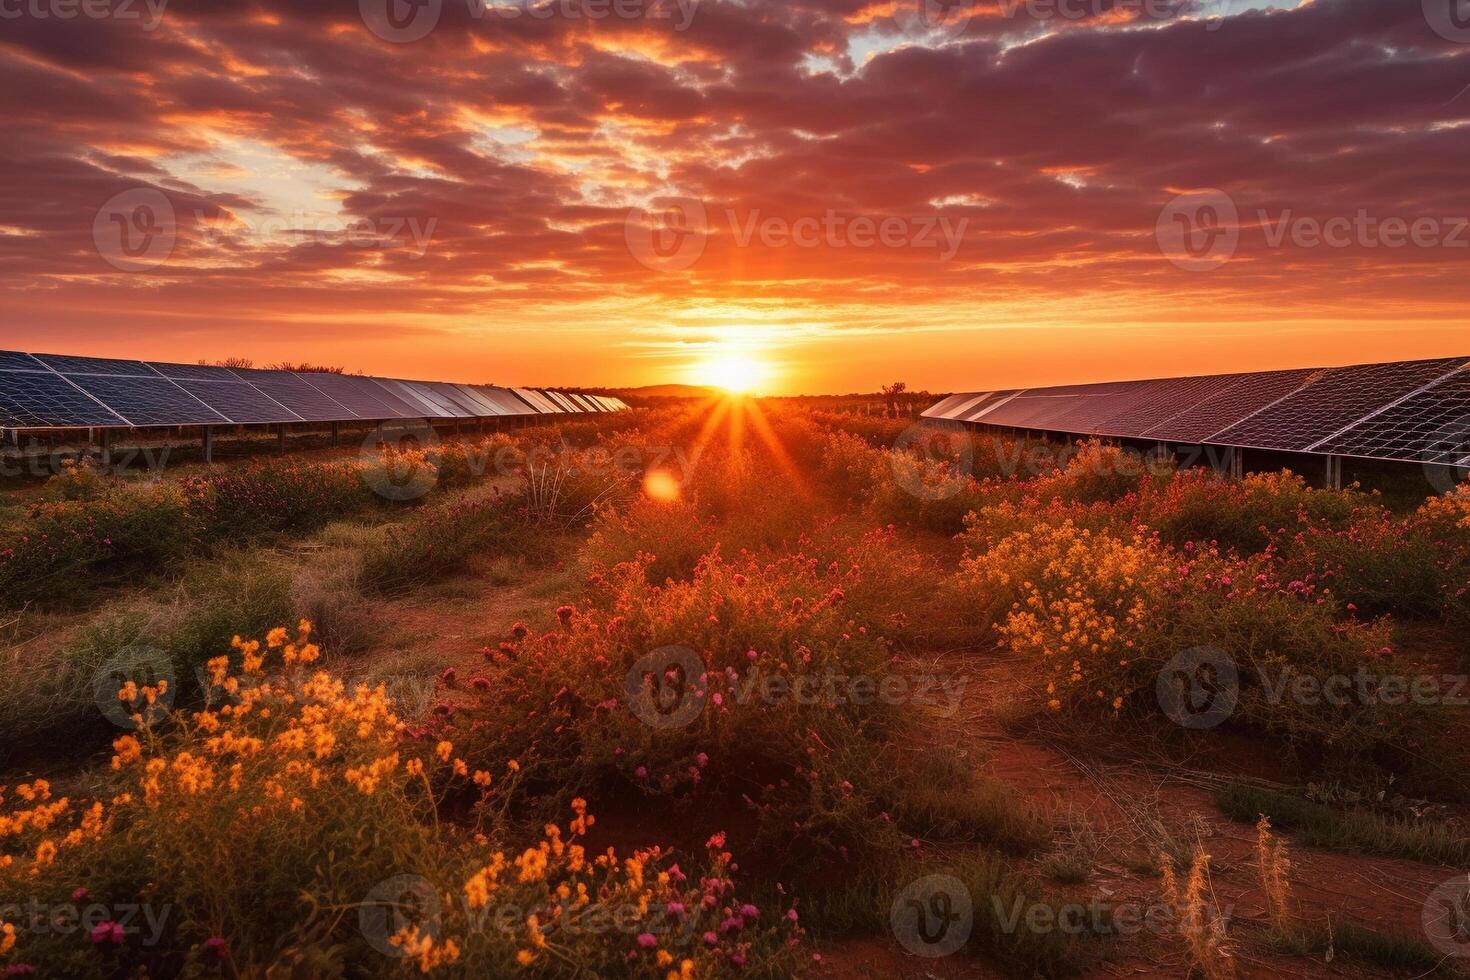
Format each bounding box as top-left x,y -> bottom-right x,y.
331,421 -> 340,447
98,429 -> 112,469
1325,454 -> 1343,491
1228,447 -> 1244,479
203,426 -> 214,464
276,423 -> 287,451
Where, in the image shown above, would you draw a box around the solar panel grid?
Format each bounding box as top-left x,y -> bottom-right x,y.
1093,375 -> 1239,437
297,374 -> 400,419
371,379 -> 450,418
1315,368 -> 1470,465
450,384 -> 507,416
173,379 -> 302,424
920,394 -> 975,419
147,362 -> 244,382
0,373 -> 126,427
36,354 -> 155,376
543,391 -> 579,412
413,382 -> 478,417
1213,358 -> 1466,452
937,393 -> 993,420
0,351 -> 48,372
66,374 -> 227,426
236,370 -> 361,421
1141,369 -> 1317,444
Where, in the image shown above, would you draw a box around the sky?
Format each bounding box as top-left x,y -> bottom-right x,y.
2,0 -> 1469,394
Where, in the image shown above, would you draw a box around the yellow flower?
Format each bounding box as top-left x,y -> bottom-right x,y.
435,741 -> 453,762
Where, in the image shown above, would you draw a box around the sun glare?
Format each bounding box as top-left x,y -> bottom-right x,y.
696,354 -> 766,395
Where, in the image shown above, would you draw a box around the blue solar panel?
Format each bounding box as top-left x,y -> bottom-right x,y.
35,353 -> 154,376
0,351 -> 48,372
296,374 -> 401,419
171,379 -> 301,424
148,361 -> 245,382
232,370 -> 359,422
0,372 -> 126,427
65,374 -> 226,426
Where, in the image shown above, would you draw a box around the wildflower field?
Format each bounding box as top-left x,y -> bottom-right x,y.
1,399 -> 1468,979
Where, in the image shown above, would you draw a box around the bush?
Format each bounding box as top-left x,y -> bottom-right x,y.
0,482 -> 197,605
0,624 -> 803,978
451,550 -> 992,875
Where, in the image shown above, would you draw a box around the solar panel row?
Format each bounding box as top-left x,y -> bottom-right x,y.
0,350 -> 630,430
922,356 -> 1470,467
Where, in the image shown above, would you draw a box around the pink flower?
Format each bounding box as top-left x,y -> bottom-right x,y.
702,931 -> 718,946
695,752 -> 709,768
636,932 -> 657,949
90,921 -> 124,945
71,887 -> 89,903
786,908 -> 799,923
667,902 -> 686,916
634,766 -> 648,779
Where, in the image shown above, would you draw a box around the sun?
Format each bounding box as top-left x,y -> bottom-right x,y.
696,354 -> 766,395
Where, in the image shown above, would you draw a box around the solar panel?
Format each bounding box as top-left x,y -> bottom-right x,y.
1141,369 -> 1318,444
234,369 -> 360,421
478,386 -> 538,415
1093,376 -> 1239,438
421,382 -> 484,418
0,372 -> 126,427
541,391 -> 578,412
349,378 -> 423,418
1212,358 -> 1466,452
1314,368 -> 1470,465
920,394 -> 976,419
451,384 -> 509,416
933,393 -> 990,420
171,379 -> 302,424
148,362 -> 244,382
297,373 -> 402,419
369,379 -> 451,418
65,374 -> 227,426
958,391 -> 1025,422
0,351 -> 48,372
514,388 -> 560,413
35,353 -> 155,376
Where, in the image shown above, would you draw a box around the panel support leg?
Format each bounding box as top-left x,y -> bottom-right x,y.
1229,447 -> 1244,479
98,429 -> 112,470
277,424 -> 286,451
203,426 -> 214,464
331,421 -> 340,448
1326,455 -> 1342,491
